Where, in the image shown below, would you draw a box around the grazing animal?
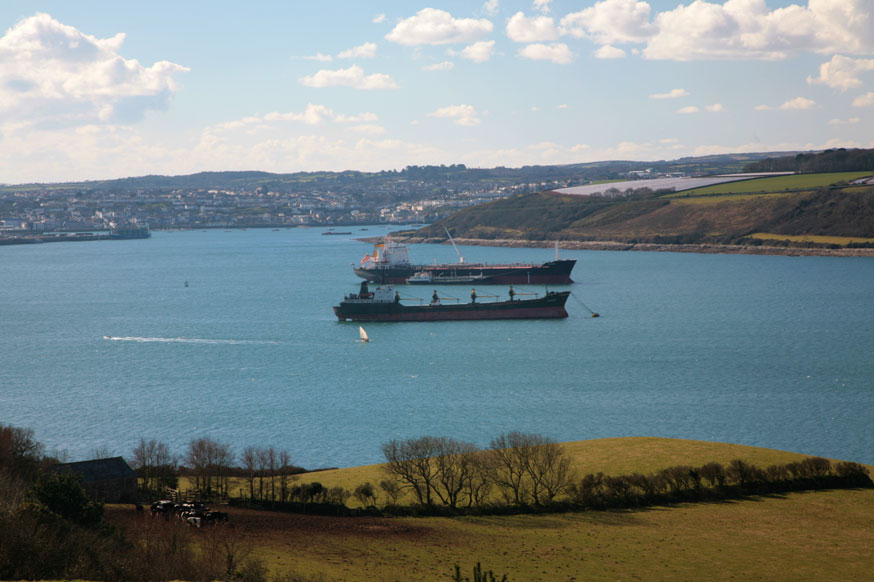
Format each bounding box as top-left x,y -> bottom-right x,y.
205,511 -> 229,524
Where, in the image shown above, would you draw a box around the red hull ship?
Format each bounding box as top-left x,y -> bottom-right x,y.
353,238 -> 576,285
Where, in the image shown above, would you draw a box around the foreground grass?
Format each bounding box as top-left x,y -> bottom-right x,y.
148,438 -> 874,581
226,488 -> 874,581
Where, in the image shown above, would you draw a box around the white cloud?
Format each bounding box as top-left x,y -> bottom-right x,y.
348,124 -> 387,135
677,106 -> 699,114
428,104 -> 481,126
779,96 -> 816,110
483,0 -> 500,16
808,54 -> 874,91
534,0 -> 552,14
506,12 -> 560,42
561,0 -> 654,43
594,44 -> 626,59
705,103 -> 725,112
828,117 -> 861,125
644,0 -> 874,61
853,92 -> 874,107
386,8 -> 493,46
338,42 -> 377,59
755,97 -> 816,111
518,43 -> 572,64
649,88 -> 689,99
422,61 -> 455,71
301,53 -> 333,62
461,40 -> 496,63
222,105 -> 378,128
373,14 -> 386,24
299,65 -> 398,90
0,12 -> 188,127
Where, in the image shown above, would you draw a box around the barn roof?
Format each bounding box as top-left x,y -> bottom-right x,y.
55,456 -> 137,482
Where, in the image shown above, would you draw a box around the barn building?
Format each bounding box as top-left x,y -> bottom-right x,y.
55,456 -> 138,502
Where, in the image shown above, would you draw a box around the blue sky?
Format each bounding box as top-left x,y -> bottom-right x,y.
0,0 -> 872,183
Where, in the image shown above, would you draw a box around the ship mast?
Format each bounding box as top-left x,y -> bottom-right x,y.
444,227 -> 465,264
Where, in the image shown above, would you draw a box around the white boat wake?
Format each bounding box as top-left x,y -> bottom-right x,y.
103,336 -> 278,345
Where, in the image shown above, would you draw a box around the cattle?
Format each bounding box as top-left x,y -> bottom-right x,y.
205,511 -> 229,523
150,500 -> 175,517
150,499 -> 229,526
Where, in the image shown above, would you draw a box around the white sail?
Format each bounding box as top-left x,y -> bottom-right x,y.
359,326 -> 369,342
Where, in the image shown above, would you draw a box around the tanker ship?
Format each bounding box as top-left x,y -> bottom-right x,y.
333,281 -> 570,322
353,237 -> 575,285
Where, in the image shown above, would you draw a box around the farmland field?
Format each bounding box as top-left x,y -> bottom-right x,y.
748,233 -> 874,246
667,171 -> 873,197
119,438 -> 874,582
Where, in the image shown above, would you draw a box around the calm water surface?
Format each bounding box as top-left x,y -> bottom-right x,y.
1,228 -> 872,467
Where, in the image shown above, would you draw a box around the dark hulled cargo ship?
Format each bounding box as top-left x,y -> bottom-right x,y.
353,238 -> 576,285
333,281 -> 570,322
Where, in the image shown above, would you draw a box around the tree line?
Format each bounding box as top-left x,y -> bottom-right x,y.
372,432 -> 871,515
743,147 -> 874,174
132,437 -> 306,503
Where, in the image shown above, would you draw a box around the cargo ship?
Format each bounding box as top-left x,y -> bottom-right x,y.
333,281 -> 570,322
353,237 -> 575,285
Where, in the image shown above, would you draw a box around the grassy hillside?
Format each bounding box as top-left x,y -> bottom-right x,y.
120,438 -> 874,581
405,172 -> 874,250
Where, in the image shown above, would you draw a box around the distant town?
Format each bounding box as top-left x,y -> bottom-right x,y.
0,154 -> 776,235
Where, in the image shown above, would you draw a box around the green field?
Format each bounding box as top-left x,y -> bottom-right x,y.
748,233 -> 874,246
666,171 -> 873,198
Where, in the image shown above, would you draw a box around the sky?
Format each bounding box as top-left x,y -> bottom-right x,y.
0,0 -> 872,184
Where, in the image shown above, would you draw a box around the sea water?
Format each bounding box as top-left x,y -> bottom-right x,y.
1,228 -> 872,468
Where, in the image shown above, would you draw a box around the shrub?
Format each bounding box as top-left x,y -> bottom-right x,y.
453,562 -> 508,582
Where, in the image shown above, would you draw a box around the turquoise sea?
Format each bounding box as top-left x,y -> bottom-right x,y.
1,228 -> 872,468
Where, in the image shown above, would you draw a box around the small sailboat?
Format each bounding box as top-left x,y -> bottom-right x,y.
359,326 -> 369,343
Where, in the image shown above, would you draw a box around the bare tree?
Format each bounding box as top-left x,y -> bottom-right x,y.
241,446 -> 259,500
489,432 -> 573,506
527,436 -> 574,504
184,437 -> 233,498
0,424 -> 43,475
278,449 -> 293,502
381,437 -> 441,506
431,438 -> 479,509
379,479 -> 402,506
463,450 -> 496,507
489,432 -> 532,505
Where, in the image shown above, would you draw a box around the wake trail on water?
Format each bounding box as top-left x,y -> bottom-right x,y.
103,336 -> 278,345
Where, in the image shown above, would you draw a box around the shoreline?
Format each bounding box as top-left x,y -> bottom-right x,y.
390,236 -> 874,258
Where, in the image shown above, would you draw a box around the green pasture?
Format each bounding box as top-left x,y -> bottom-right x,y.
748,233 -> 874,246
666,171 -> 873,198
